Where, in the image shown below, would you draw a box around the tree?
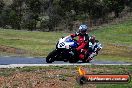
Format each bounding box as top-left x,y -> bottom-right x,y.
0,7 -> 11,27
0,0 -> 5,27
25,0 -> 41,31
125,0 -> 132,11
9,0 -> 24,29
0,0 -> 4,13
45,0 -> 65,31
103,0 -> 125,17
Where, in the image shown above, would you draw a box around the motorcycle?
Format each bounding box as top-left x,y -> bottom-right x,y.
46,35 -> 79,63
46,35 -> 102,63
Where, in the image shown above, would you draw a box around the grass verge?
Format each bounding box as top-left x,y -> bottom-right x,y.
0,19 -> 132,62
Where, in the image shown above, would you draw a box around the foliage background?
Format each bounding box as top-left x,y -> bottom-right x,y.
0,0 -> 132,31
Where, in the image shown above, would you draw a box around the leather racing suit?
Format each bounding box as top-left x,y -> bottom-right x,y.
70,32 -> 89,59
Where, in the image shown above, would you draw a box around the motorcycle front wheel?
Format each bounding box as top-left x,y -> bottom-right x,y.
46,49 -> 58,63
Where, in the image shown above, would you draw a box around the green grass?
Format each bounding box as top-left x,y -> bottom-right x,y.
0,29 -> 69,56
0,20 -> 132,62
0,68 -> 15,77
96,84 -> 132,88
91,20 -> 132,61
92,20 -> 132,45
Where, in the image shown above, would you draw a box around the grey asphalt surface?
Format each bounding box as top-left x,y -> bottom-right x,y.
0,56 -> 131,65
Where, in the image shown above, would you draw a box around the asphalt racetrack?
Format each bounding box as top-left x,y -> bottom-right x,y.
0,56 -> 131,68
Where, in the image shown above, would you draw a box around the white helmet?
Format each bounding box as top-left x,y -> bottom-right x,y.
79,24 -> 88,33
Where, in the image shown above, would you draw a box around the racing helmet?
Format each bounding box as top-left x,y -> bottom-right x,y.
79,24 -> 88,33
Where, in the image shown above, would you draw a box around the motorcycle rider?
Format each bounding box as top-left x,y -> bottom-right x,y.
70,24 -> 102,62
70,24 -> 89,62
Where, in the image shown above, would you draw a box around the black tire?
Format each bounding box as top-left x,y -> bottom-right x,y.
46,49 -> 58,63
76,76 -> 87,85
